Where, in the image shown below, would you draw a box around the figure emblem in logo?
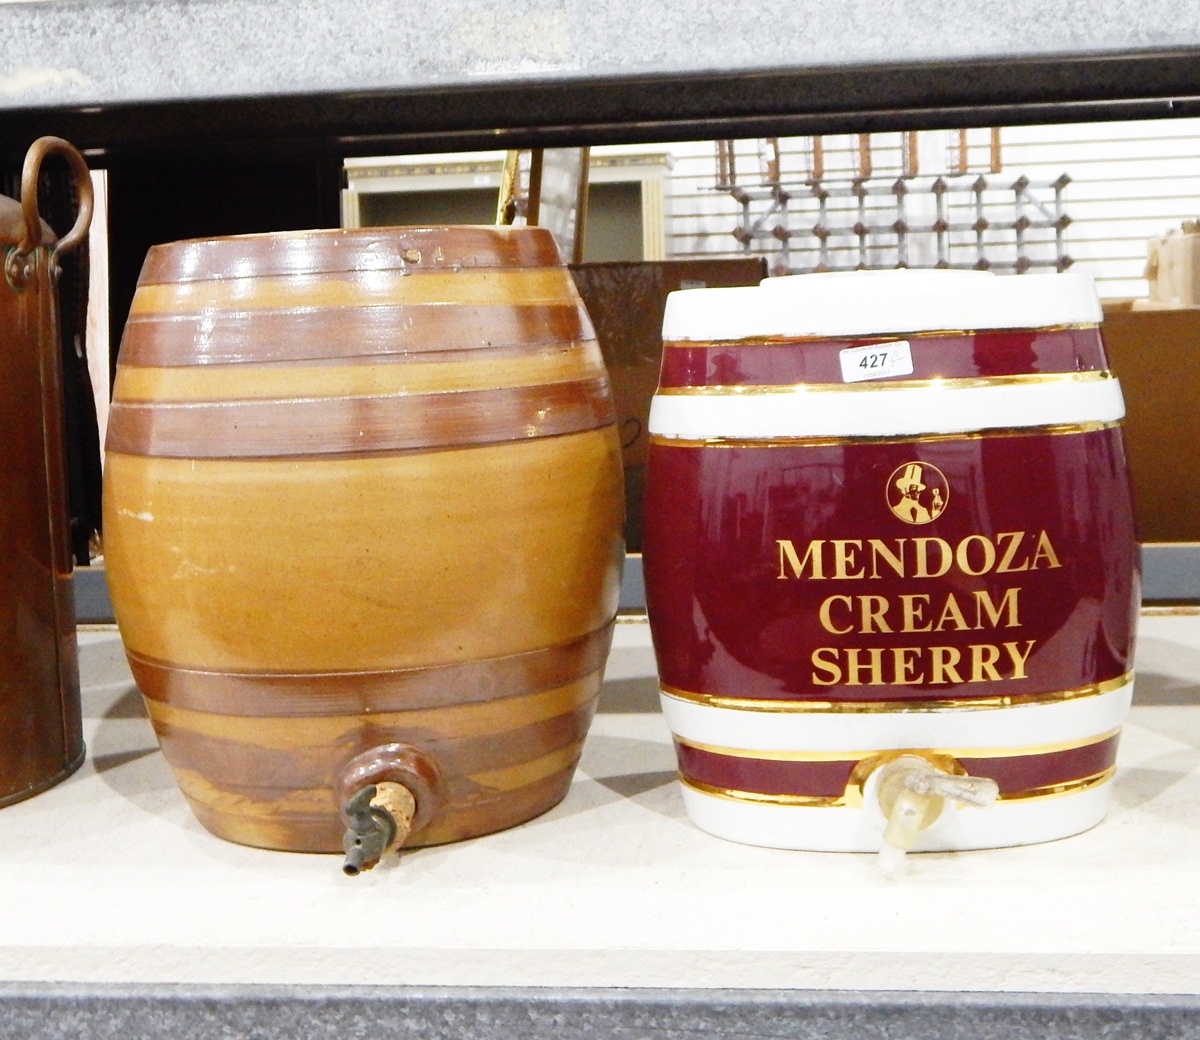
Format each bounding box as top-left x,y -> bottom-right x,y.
886,462 -> 949,525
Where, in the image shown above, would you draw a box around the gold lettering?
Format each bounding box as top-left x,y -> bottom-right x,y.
811,647 -> 842,685
1030,530 -> 1063,570
804,642 -> 1036,687
777,539 -> 825,579
955,534 -> 996,576
913,537 -> 953,578
844,647 -> 886,685
974,587 -> 1021,629
831,540 -> 865,580
934,593 -> 970,631
890,646 -> 925,684
818,595 -> 854,635
900,594 -> 932,633
776,530 -> 1063,581
1003,639 -> 1035,679
970,643 -> 1003,682
929,646 -> 964,684
995,531 -> 1030,573
859,595 -> 893,634
868,539 -> 906,578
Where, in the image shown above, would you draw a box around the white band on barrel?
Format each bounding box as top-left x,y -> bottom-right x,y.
661,270 -> 1104,341
649,374 -> 1126,440
678,780 -> 1113,853
660,677 -> 1133,752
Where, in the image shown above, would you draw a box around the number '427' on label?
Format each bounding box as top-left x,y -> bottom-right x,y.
838,340 -> 914,383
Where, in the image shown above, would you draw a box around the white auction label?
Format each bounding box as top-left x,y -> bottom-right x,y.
838,340 -> 914,383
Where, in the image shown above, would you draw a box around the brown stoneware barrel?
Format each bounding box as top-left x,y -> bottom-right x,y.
103,226 -> 625,864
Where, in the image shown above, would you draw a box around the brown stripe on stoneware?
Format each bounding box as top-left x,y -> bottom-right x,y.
106,377 -> 617,459
410,768 -> 576,846
154,698 -> 596,792
129,269 -> 576,318
143,672 -> 600,748
463,735 -> 589,792
118,303 -> 595,367
129,625 -> 613,716
183,798 -> 344,853
112,341 -> 608,405
145,701 -> 601,790
139,226 -> 566,285
178,763 -> 576,851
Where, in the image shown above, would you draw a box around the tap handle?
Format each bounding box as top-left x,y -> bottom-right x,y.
906,769 -> 999,809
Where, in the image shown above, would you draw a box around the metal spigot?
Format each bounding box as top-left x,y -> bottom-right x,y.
341,781 -> 416,876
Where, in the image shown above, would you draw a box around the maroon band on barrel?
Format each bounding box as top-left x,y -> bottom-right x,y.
644,428 -> 1138,702
674,734 -> 1120,801
658,328 -> 1108,388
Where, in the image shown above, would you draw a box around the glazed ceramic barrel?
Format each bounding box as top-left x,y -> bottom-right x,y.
103,226 -> 624,860
643,269 -> 1139,852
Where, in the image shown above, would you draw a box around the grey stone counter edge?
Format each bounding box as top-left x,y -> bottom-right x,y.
4,49 -> 1200,161
7,0 -> 1200,113
1,983 -> 1198,1040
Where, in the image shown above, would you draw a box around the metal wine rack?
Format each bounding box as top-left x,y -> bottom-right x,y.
717,137 -> 1072,277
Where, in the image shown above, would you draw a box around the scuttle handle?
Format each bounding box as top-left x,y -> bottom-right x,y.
8,137 -> 93,291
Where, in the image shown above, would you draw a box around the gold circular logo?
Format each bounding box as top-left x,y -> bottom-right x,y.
886,462 -> 949,525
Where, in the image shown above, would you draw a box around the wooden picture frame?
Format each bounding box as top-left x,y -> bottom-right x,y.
497,147 -> 590,264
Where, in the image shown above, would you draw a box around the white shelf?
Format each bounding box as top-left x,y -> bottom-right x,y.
1,610 -> 1198,997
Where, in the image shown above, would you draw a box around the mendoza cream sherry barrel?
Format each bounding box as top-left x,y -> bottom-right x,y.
103,226 -> 624,868
643,270 -> 1138,854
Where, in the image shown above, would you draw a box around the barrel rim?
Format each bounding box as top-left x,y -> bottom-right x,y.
138,225 -> 565,285
662,269 -> 1104,341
